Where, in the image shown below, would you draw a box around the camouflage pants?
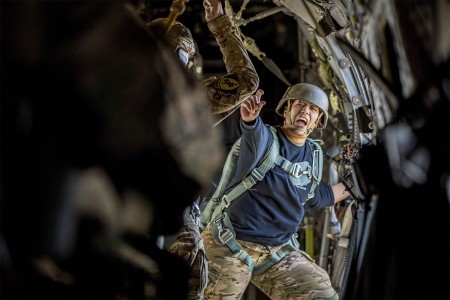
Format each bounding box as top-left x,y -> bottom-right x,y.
170,204 -> 208,300
202,229 -> 338,300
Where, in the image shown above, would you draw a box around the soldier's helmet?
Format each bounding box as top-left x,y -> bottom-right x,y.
146,18 -> 196,69
275,83 -> 329,128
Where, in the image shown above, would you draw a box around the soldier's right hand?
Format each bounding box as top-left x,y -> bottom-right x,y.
204,0 -> 224,22
241,89 -> 265,123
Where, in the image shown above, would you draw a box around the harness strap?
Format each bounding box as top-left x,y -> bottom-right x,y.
274,156 -> 312,178
252,234 -> 300,276
212,214 -> 299,276
306,139 -> 323,202
206,130 -> 325,276
273,138 -> 323,204
207,126 -> 280,227
212,213 -> 255,271
200,138 -> 241,230
202,128 -> 324,229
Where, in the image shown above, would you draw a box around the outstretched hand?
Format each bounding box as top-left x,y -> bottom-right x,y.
204,0 -> 224,22
241,89 -> 266,123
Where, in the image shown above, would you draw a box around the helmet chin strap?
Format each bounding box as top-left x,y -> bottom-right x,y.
284,112 -> 315,135
285,124 -> 314,135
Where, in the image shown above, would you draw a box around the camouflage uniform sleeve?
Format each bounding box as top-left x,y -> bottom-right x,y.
169,203 -> 208,299
202,14 -> 259,123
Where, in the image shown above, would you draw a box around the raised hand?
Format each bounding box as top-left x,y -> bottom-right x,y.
204,0 -> 224,22
241,89 -> 266,123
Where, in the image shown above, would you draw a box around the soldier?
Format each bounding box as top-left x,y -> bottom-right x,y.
146,0 -> 259,299
202,85 -> 351,300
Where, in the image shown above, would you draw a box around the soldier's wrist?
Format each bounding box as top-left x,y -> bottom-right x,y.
207,14 -> 233,35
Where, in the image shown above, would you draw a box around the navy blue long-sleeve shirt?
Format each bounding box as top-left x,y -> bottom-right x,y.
225,117 -> 334,247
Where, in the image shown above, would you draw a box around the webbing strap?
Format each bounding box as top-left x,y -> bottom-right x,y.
274,156 -> 312,178
222,233 -> 255,271
221,147 -> 277,204
200,138 -> 241,230
212,213 -> 255,271
273,138 -> 323,204
208,126 -> 279,225
212,215 -> 299,276
203,128 -> 323,230
252,234 -> 299,276
306,139 -> 323,201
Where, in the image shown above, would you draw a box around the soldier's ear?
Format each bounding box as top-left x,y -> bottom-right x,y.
314,112 -> 323,128
313,119 -> 319,128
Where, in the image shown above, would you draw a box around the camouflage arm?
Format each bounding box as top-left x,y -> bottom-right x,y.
169,205 -> 203,266
169,210 -> 207,299
203,15 -> 259,121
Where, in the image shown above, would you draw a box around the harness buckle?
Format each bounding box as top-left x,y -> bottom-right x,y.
218,228 -> 234,244
312,149 -> 319,181
221,195 -> 231,207
251,168 -> 264,181
306,165 -> 312,178
213,215 -> 224,229
289,233 -> 300,249
291,163 -> 301,178
291,163 -> 311,178
213,215 -> 235,244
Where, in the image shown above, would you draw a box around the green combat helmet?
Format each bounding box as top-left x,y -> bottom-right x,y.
146,18 -> 197,71
275,83 -> 329,128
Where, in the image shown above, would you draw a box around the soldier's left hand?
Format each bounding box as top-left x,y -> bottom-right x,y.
204,0 -> 224,22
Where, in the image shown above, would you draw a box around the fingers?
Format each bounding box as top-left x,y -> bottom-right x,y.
240,90 -> 266,122
243,90 -> 266,114
255,101 -> 267,113
203,0 -> 217,9
204,0 -> 223,22
203,0 -> 219,6
254,89 -> 264,104
241,99 -> 255,112
241,100 -> 265,122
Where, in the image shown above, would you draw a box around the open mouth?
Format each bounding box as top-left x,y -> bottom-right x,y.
295,117 -> 308,128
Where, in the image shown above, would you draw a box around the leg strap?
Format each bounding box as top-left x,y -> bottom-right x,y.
211,213 -> 255,272
211,213 -> 299,276
252,234 -> 299,276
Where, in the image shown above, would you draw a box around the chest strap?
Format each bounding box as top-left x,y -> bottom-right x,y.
273,139 -> 323,202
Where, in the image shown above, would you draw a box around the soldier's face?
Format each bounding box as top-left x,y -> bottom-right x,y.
286,99 -> 321,130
